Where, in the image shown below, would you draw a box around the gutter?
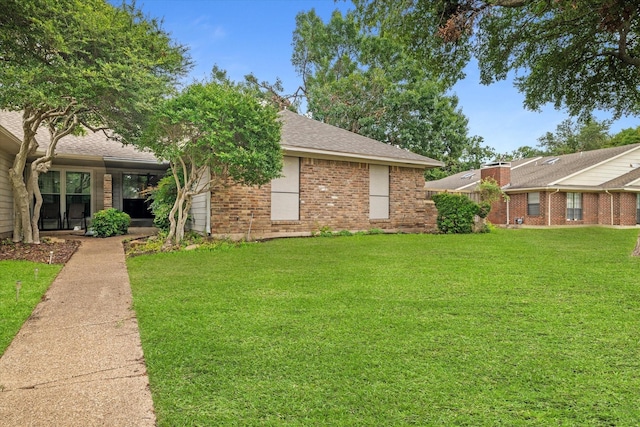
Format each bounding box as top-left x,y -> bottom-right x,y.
281,146 -> 443,169
605,190 -> 614,225
506,197 -> 510,225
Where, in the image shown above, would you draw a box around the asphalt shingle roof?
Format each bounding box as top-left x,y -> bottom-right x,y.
0,110 -> 159,163
279,109 -> 443,167
425,143 -> 640,192
2,109 -> 445,169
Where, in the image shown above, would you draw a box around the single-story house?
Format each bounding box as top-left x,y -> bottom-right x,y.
426,143 -> 640,226
1,109 -> 443,239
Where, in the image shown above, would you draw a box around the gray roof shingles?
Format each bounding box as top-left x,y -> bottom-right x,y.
0,110 -> 159,162
2,109 -> 444,168
279,109 -> 443,167
426,143 -> 640,191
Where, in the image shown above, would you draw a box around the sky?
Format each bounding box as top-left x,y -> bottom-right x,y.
130,0 -> 639,155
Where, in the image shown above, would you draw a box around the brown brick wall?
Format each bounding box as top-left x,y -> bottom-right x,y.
209,157 -> 435,239
481,165 -> 511,187
495,190 -> 640,226
620,193 -> 638,226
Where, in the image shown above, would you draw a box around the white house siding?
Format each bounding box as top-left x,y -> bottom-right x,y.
558,148 -> 640,186
189,166 -> 210,234
0,148 -> 13,236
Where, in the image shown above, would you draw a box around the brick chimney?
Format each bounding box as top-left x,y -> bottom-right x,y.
480,162 -> 511,225
480,162 -> 511,187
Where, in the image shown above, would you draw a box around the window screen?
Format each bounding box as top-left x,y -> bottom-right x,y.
271,157 -> 300,220
369,164 -> 389,219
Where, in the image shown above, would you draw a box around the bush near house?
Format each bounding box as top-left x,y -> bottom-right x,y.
432,192 -> 489,233
91,208 -> 131,237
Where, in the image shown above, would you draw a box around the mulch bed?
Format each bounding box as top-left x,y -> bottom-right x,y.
0,239 -> 81,264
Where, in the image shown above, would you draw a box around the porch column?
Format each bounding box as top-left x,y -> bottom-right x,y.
103,174 -> 113,209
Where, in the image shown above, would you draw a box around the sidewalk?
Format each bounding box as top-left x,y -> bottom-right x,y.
0,229 -> 157,426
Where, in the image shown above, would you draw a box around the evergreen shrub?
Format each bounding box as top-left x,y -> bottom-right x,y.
92,208 -> 131,237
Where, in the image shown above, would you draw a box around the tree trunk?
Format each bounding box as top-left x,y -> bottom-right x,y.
633,233 -> 640,257
28,163 -> 49,244
163,189 -> 183,248
9,166 -> 33,243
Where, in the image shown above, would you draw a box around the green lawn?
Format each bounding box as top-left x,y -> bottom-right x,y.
127,228 -> 640,426
0,261 -> 62,355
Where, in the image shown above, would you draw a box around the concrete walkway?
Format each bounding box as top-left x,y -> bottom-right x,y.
0,229 -> 157,426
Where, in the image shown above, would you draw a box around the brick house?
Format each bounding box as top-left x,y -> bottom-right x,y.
1,109 -> 443,238
192,110 -> 443,239
425,144 -> 640,227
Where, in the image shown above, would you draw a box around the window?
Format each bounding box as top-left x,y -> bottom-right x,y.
566,192 -> 583,220
370,164 -> 389,219
38,170 -> 92,229
38,171 -> 61,230
527,192 -> 540,216
271,157 -> 299,220
122,173 -> 159,219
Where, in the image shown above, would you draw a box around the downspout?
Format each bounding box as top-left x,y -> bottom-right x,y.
506,198 -> 510,225
205,189 -> 211,235
548,189 -> 560,226
605,190 -> 614,226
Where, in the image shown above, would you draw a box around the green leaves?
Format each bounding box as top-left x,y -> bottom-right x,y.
0,0 -> 191,142
293,8 -> 491,177
353,0 -> 640,119
432,193 -> 485,233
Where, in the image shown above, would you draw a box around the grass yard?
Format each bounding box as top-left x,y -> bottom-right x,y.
0,261 -> 62,355
127,228 -> 640,426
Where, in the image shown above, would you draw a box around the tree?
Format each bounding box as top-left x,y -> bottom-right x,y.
139,80 -> 282,246
536,118 -> 611,155
292,9 -> 493,178
352,0 -> 640,119
499,145 -> 545,161
609,127 -> 640,147
0,0 -> 190,243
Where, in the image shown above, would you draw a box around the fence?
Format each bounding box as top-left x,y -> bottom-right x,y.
425,189 -> 481,203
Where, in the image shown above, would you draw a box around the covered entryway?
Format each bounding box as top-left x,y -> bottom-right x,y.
121,173 -> 160,225
39,170 -> 91,230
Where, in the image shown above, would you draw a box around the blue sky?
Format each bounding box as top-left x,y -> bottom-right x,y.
132,0 -> 638,155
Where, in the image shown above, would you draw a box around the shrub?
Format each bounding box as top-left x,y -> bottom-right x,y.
92,208 -> 131,237
147,172 -> 179,231
432,193 -> 482,234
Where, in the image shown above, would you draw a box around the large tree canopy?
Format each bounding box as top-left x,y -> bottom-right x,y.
352,0 -> 640,119
139,80 -> 282,246
500,117 -> 640,160
292,9 -> 494,178
1,0 -> 190,243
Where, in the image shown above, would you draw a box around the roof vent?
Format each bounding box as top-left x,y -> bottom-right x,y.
542,158 -> 560,165
460,172 -> 476,180
631,163 -> 640,168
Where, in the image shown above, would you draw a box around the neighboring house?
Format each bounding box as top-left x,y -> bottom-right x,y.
426,144 -> 640,226
0,111 -> 168,238
1,109 -> 443,239
202,110 -> 443,239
